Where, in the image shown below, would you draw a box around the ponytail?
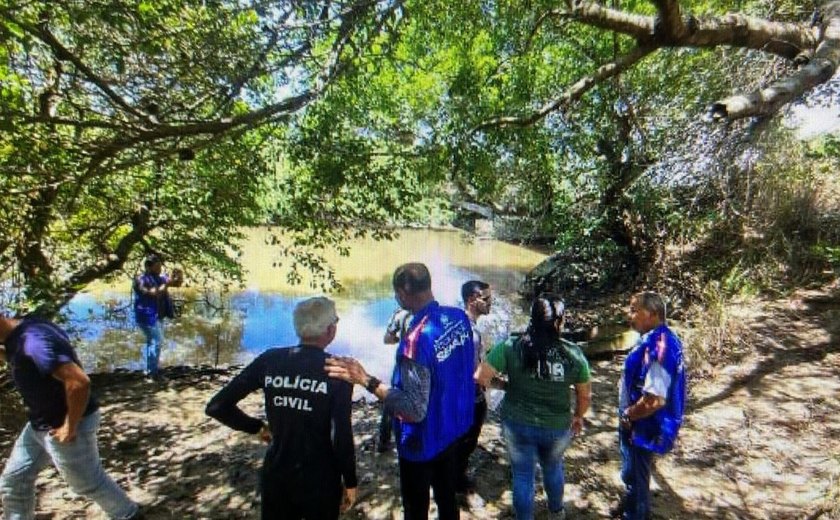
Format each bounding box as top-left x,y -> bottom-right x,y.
520,294 -> 565,378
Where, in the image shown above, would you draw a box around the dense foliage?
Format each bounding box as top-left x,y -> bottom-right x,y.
296,0 -> 835,285
0,0 -> 405,313
1,0 -> 839,313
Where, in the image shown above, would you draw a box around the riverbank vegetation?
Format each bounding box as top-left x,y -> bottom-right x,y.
3,0 -> 840,318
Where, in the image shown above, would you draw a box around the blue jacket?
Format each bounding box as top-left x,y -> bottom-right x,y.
393,301 -> 475,461
622,324 -> 686,454
133,272 -> 173,326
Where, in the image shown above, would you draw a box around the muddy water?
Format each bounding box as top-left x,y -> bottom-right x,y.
66,228 -> 549,382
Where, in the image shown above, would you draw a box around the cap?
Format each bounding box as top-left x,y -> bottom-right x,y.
144,253 -> 164,267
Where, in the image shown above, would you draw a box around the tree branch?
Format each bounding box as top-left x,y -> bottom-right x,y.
652,0 -> 685,42
475,1 -> 826,128
10,15 -> 154,124
567,2 -> 653,41
82,0 -> 402,176
709,1 -> 840,120
473,44 -> 657,131
567,2 -> 816,59
49,205 -> 154,312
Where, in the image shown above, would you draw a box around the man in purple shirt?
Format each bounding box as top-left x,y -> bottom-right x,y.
133,253 -> 182,379
0,313 -> 140,519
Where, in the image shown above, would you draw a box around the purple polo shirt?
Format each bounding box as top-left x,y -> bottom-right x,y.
133,272 -> 170,326
5,318 -> 98,430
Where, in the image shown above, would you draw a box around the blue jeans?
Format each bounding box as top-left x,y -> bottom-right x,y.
0,410 -> 138,520
138,321 -> 163,375
619,428 -> 653,520
502,419 -> 572,520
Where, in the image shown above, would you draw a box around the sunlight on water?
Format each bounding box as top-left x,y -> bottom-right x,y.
66,229 -> 547,383
238,227 -> 546,294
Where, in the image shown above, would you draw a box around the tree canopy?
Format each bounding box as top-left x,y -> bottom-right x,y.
2,0 -> 839,313
0,0 -> 405,312
296,0 -> 840,283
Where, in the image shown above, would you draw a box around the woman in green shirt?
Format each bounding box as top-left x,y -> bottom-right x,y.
476,294 -> 592,520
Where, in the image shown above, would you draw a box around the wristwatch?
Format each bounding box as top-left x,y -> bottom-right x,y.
365,376 -> 381,394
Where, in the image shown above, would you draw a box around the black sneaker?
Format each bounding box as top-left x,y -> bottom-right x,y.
455,475 -> 476,494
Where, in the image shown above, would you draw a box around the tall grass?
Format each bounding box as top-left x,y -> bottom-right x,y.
681,279 -> 754,376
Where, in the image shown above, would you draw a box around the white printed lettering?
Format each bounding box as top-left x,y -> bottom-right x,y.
264,375 -> 328,394
272,395 -> 314,411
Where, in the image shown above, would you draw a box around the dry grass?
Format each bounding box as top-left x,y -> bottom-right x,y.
680,290 -> 758,379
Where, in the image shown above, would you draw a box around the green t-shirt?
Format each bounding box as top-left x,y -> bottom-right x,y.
486,335 -> 591,430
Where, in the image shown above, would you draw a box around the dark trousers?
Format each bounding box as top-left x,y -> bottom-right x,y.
455,399 -> 487,489
378,403 -> 393,447
398,440 -> 461,520
619,428 -> 654,520
261,475 -> 341,520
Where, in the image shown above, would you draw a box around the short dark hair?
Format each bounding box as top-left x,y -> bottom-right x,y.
144,253 -> 164,268
461,280 -> 489,304
633,291 -> 666,321
392,263 -> 432,295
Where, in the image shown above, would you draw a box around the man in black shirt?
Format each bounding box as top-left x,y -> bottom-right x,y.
206,297 -> 357,520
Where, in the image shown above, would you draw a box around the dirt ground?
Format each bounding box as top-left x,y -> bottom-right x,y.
1,288 -> 839,519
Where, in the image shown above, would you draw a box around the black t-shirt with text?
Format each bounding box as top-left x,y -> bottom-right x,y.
206,345 -> 356,498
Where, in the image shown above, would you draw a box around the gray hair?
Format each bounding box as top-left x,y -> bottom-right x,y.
293,297 -> 338,339
633,291 -> 666,321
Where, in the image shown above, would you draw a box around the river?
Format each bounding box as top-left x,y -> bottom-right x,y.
65,228 -> 548,383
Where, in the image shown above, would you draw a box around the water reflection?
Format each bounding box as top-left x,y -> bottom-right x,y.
65,229 -> 547,383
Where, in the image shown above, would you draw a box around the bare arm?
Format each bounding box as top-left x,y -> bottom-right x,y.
572,382 -> 592,435
51,362 -> 91,443
620,393 -> 666,430
626,393 -> 665,421
474,361 -> 498,388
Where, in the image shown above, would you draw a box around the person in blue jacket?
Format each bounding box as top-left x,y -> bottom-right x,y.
326,262 -> 475,520
133,253 -> 181,379
616,291 -> 687,520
